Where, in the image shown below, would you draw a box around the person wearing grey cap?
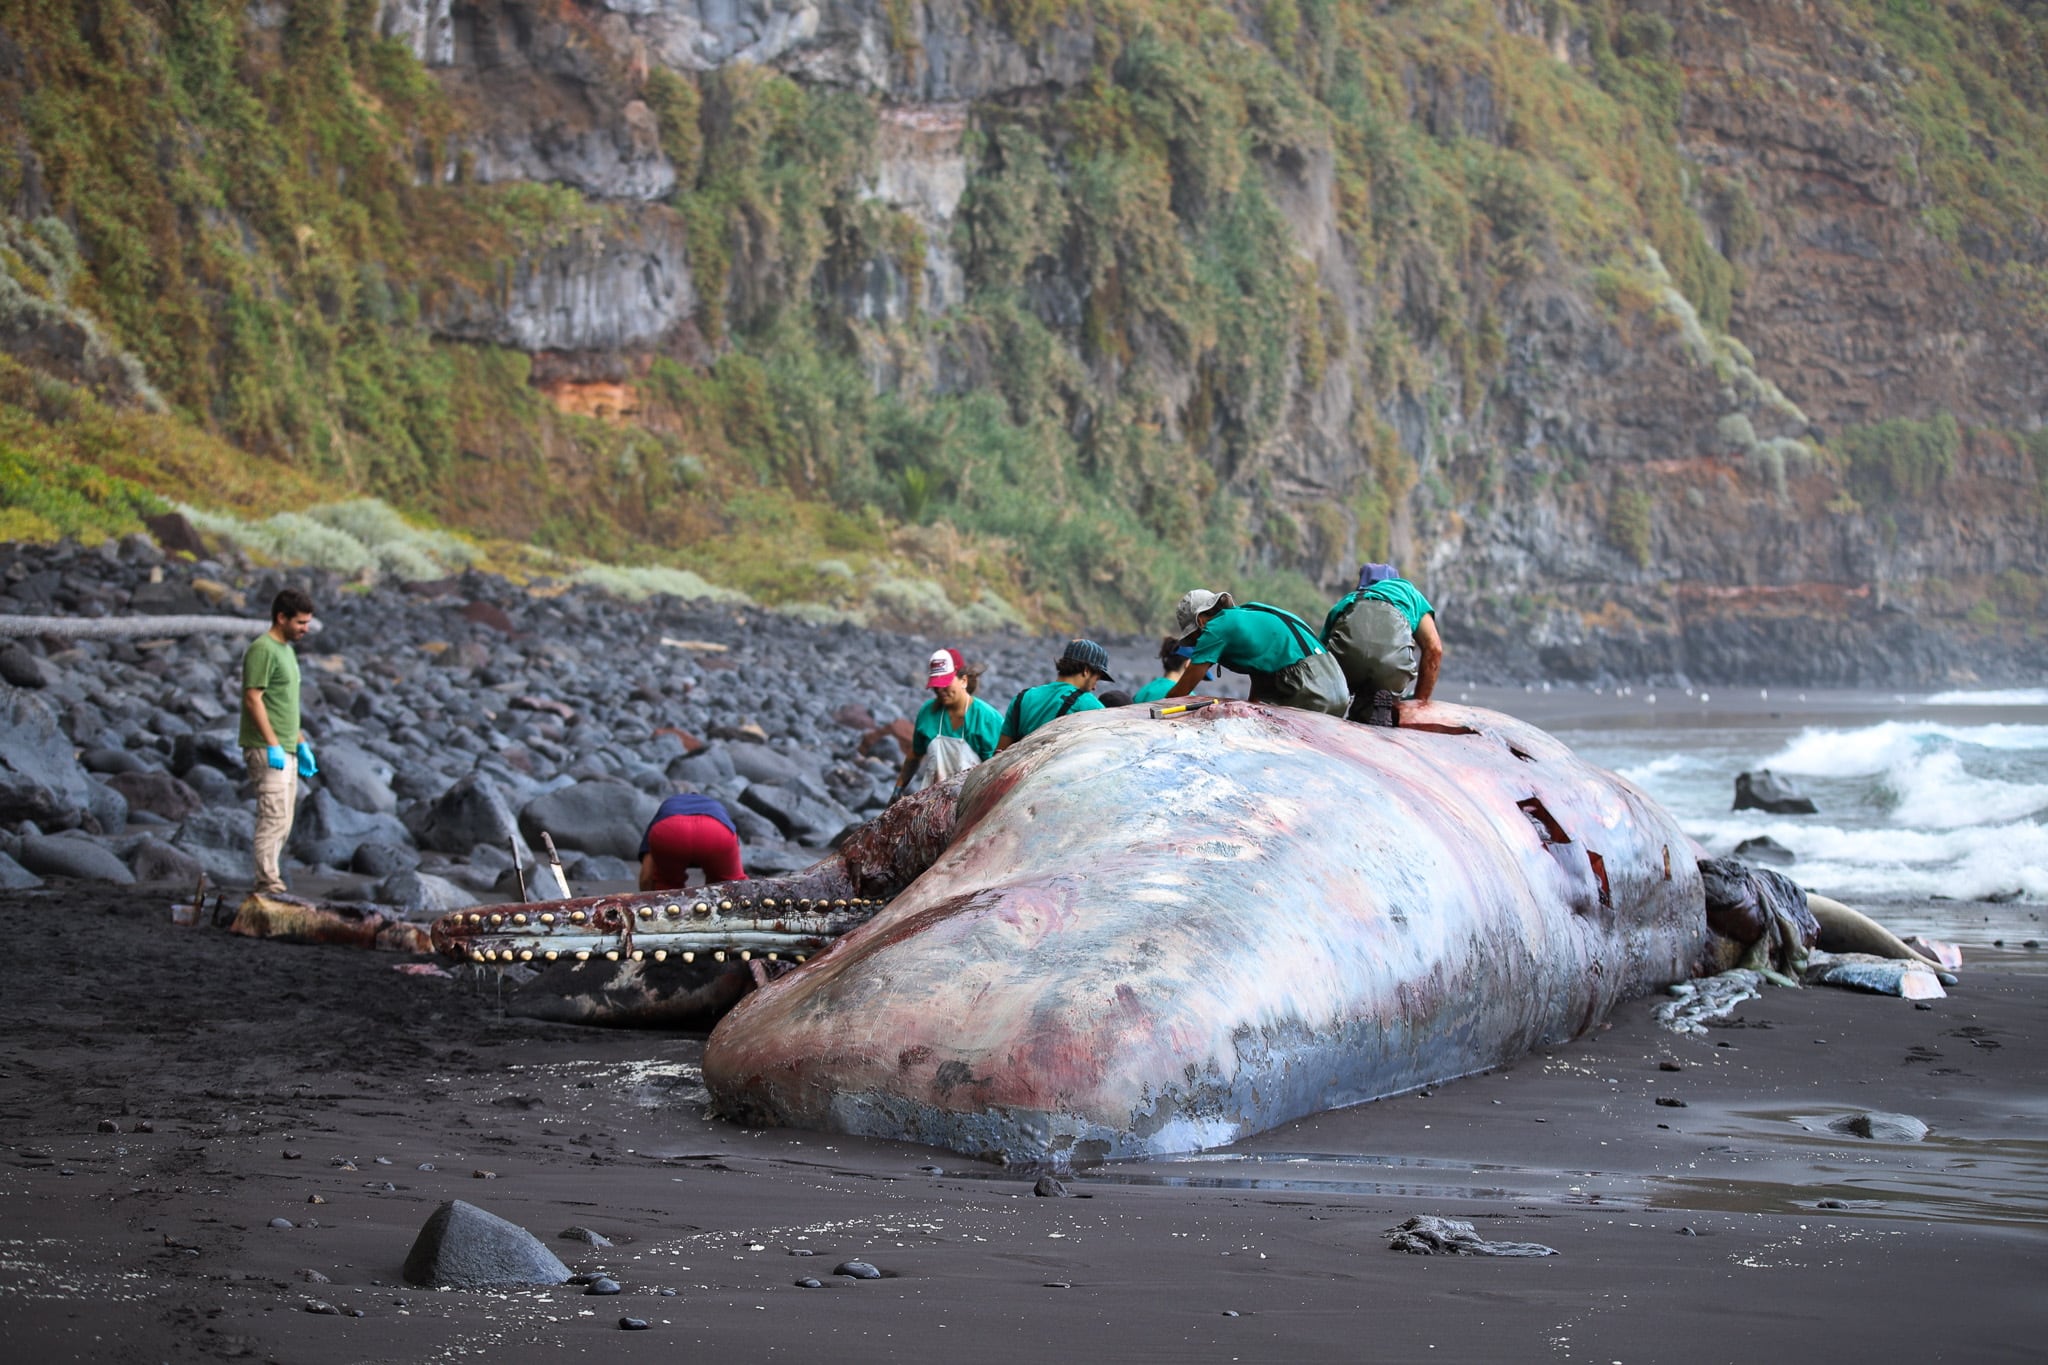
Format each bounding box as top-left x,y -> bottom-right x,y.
996,639 -> 1113,750
1163,589 -> 1348,716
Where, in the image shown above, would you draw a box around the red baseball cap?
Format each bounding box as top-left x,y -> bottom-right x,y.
927,647 -> 963,689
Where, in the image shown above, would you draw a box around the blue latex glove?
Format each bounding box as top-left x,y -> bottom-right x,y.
265,745 -> 287,771
296,741 -> 318,777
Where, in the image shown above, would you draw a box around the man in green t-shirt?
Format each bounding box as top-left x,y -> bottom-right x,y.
1321,562 -> 1444,724
1163,590 -> 1348,716
996,639 -> 1113,750
239,587 -> 317,894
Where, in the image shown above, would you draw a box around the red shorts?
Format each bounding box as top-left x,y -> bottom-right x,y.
644,814 -> 747,889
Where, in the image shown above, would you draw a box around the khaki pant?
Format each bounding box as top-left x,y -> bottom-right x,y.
243,748 -> 298,894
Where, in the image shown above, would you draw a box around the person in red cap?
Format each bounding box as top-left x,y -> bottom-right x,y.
893,647 -> 1004,797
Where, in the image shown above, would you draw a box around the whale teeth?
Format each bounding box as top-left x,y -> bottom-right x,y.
714,950 -> 727,962
682,951 -> 695,963
569,910 -> 588,925
692,903 -> 709,917
762,898 -> 776,909
653,949 -> 667,962
544,950 -> 558,962
766,952 -> 778,962
511,913 -> 528,927
605,950 -> 620,962
664,904 -> 680,919
518,949 -> 533,962
631,950 -> 645,961
575,950 -> 591,961
719,900 -> 733,913
539,913 -> 556,926
740,950 -> 752,961
488,913 -> 504,927
636,906 -> 652,920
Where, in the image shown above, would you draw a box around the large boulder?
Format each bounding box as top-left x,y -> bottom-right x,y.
171,806 -> 256,885
727,744 -> 817,788
130,838 -> 206,886
291,789 -> 414,868
19,832 -> 136,884
517,780 -> 657,862
106,770 -> 204,823
371,869 -> 478,914
0,643 -> 57,688
738,784 -> 856,847
406,771 -> 525,858
1733,770 -> 1819,815
667,743 -> 736,789
172,728 -> 244,778
0,689 -> 94,827
315,739 -> 398,815
349,841 -> 418,878
0,849 -> 43,889
402,1200 -> 570,1289
84,777 -> 128,834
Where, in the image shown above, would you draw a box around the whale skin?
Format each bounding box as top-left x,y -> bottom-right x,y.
701,700 -> 1707,1166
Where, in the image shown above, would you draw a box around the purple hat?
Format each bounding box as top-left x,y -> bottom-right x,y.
1357,563 -> 1399,590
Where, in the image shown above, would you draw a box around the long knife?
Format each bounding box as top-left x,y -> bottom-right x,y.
541,832 -> 572,900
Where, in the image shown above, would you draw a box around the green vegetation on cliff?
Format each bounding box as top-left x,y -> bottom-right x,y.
1,0 -> 2043,631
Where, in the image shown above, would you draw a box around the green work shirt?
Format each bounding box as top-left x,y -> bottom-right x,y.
1188,604 -> 1322,675
912,695 -> 1005,762
1132,675 -> 1177,704
1000,682 -> 1103,743
1325,580 -> 1435,638
238,631 -> 301,749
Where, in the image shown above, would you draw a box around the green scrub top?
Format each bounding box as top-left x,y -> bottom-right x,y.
912,695 -> 1004,761
238,631 -> 301,748
1000,682 -> 1104,743
1133,675 -> 1177,704
1187,604 -> 1322,674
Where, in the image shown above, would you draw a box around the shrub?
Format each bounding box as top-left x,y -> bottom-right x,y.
1839,413 -> 1960,504
1606,485 -> 1653,567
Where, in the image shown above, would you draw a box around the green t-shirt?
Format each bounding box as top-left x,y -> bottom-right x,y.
238,631 -> 301,749
1133,675 -> 1177,704
1188,604 -> 1322,675
1323,580 -> 1435,638
999,682 -> 1104,743
912,695 -> 1005,762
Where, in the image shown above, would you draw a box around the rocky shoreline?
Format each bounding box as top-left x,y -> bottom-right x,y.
1,527 -> 2034,913
0,531 -> 1192,911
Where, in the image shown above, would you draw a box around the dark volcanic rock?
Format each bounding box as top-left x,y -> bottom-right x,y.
372,869 -> 477,914
292,789 -> 413,868
180,763 -> 241,807
407,771 -> 524,857
129,838 -> 206,885
0,689 -> 94,827
739,784 -> 855,846
402,1200 -> 570,1289
84,777 -> 128,834
518,780 -> 658,861
105,770 -> 204,822
1733,770 -> 1818,815
0,849 -> 44,889
172,729 -> 244,777
1733,835 -> 1796,866
349,841 -> 418,878
0,643 -> 57,688
314,740 -> 398,815
20,832 -> 136,884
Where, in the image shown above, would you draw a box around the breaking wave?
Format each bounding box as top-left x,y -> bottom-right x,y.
1924,688 -> 2048,707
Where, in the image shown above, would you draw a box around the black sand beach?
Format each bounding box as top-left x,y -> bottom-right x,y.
3,883 -> 2042,1364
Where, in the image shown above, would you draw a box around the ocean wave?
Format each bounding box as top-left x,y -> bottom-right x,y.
1886,750 -> 2048,829
1764,720 -> 2048,777
1616,753 -> 1695,784
1924,688 -> 2048,707
1690,818 -> 2047,903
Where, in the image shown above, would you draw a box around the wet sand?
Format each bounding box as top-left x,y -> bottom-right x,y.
2,884 -> 2043,1363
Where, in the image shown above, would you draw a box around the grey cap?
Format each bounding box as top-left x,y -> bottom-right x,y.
1173,589 -> 1235,637
1062,638 -> 1114,682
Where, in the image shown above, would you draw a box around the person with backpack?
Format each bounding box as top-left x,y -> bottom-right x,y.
1321,563 -> 1444,725
996,640 -> 1114,750
1162,590 -> 1348,716
1133,635 -> 1209,704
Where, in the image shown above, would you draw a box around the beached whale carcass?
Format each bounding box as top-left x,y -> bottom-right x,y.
697,700 -> 1709,1165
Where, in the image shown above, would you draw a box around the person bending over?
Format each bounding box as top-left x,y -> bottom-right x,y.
1321,563 -> 1444,724
1133,636 -> 1210,704
996,640 -> 1113,751
639,793 -> 746,891
1163,590 -> 1347,716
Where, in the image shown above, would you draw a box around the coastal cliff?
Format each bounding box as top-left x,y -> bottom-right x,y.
2,1 -> 2044,683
